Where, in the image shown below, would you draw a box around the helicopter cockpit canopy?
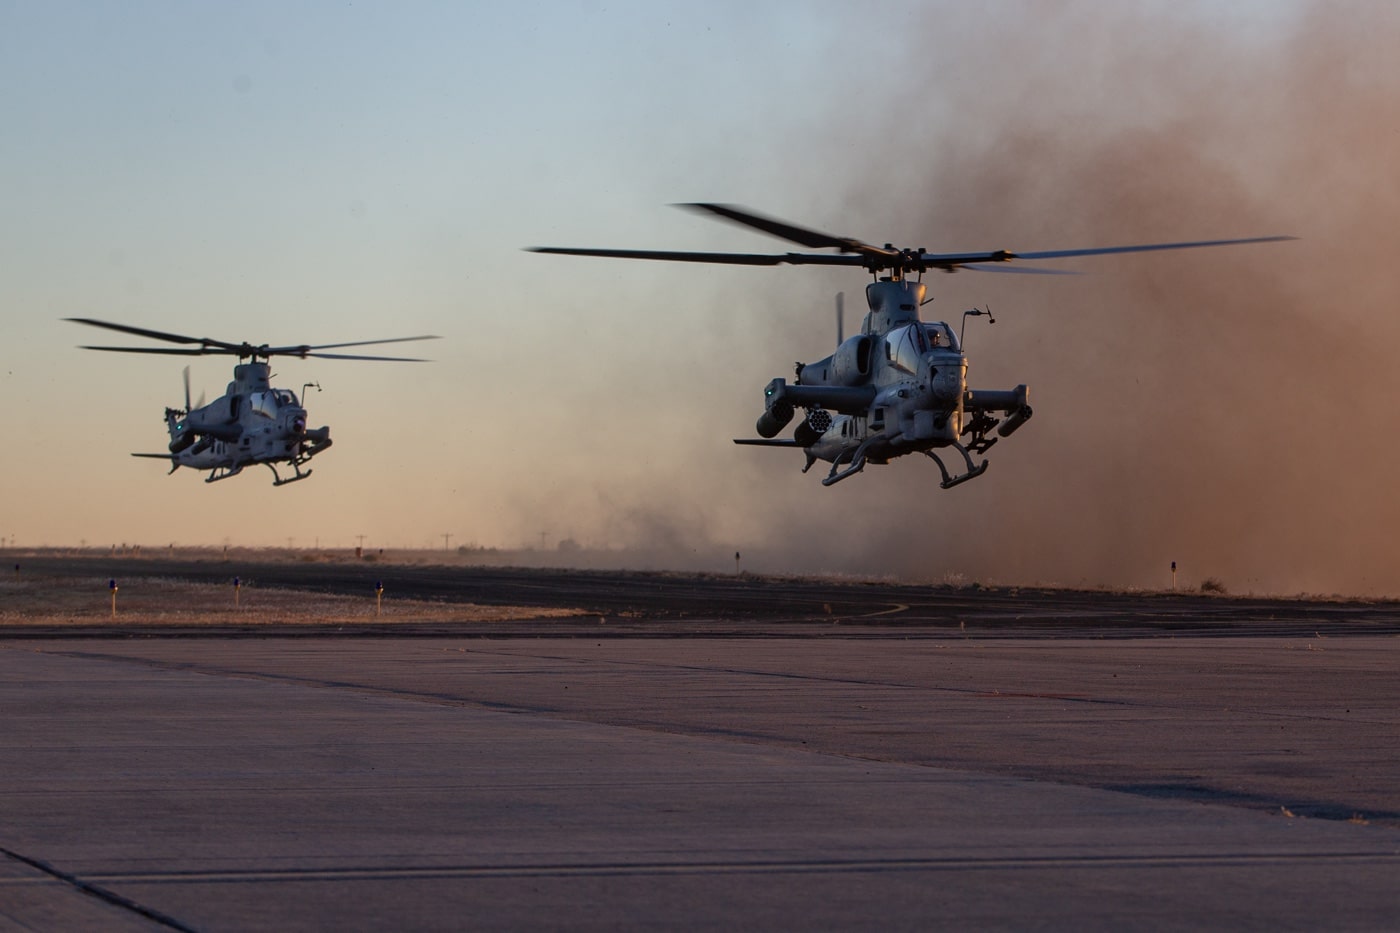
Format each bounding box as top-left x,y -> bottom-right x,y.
923,322 -> 960,353
248,389 -> 300,420
883,324 -> 925,374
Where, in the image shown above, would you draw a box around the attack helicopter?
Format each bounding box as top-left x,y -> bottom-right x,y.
67,318 -> 438,486
532,204 -> 1292,487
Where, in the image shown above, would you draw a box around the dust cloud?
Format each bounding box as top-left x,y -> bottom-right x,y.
528,4 -> 1400,595
789,3 -> 1400,595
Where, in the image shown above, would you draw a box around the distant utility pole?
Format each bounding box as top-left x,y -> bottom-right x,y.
356,534 -> 367,549
538,531 -> 548,551
443,532 -> 453,551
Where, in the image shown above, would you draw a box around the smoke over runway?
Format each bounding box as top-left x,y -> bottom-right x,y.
12,3 -> 1397,595
544,4 -> 1400,595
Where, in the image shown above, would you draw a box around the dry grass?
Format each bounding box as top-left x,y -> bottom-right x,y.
0,576 -> 582,626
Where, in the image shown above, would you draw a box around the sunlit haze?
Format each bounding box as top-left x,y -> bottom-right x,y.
5,1 -> 1397,595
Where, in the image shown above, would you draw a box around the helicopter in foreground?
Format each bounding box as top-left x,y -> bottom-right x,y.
67,318 -> 438,486
532,204 -> 1292,487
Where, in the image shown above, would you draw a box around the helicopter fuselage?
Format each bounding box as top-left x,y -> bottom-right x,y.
157,362 -> 332,485
534,201 -> 1289,490
745,280 -> 1031,487
69,316 -> 436,486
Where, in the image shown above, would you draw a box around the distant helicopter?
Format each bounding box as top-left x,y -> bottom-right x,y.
533,204 -> 1292,487
67,318 -> 438,486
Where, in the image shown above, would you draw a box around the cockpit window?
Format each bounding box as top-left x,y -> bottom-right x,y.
884,324 -> 927,374
248,390 -> 301,419
248,391 -> 278,419
924,322 -> 959,353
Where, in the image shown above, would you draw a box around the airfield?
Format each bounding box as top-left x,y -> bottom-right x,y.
3,554 -> 1399,930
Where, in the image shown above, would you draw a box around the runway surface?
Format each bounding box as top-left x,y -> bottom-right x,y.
3,558 -> 1399,929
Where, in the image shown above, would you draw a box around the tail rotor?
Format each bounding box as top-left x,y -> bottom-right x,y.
167,367 -> 197,453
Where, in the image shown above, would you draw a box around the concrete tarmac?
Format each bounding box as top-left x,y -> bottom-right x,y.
2,562 -> 1400,929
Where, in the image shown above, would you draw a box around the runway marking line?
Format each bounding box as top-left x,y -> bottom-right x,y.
857,603 -> 910,618
76,850 -> 1400,885
0,845 -> 196,932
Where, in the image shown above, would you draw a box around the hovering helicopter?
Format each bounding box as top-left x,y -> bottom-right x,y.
67,318 -> 439,486
532,204 -> 1292,487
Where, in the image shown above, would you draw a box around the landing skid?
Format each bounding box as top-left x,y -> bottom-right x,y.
923,443 -> 988,489
199,437 -> 329,486
202,460 -> 314,486
267,459 -> 313,486
821,435 -> 879,487
204,465 -> 244,484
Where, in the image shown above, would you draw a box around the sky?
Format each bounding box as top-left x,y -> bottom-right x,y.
5,0 -> 1400,595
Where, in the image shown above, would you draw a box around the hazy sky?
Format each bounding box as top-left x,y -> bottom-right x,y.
7,1 -> 1399,595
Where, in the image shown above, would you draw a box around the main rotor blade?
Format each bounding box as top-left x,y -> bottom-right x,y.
266,335 -> 442,355
304,351 -> 434,362
528,246 -> 868,266
71,318 -> 440,360
531,205 -> 1296,276
678,203 -> 892,256
66,317 -> 241,352
1012,235 -> 1297,262
79,345 -> 217,356
962,264 -> 1080,275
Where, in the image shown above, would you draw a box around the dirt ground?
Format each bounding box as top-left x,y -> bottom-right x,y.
0,572 -> 581,627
